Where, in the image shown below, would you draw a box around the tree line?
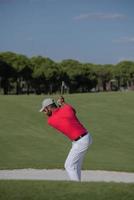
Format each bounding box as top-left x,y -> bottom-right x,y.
0,51 -> 134,95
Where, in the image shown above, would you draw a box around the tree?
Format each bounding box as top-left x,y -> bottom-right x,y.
0,59 -> 15,94
0,52 -> 32,94
31,56 -> 58,94
0,51 -> 134,94
60,59 -> 82,93
96,64 -> 113,91
114,61 -> 134,90
80,63 -> 98,92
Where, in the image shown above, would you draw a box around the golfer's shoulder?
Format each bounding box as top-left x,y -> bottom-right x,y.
61,103 -> 75,112
61,103 -> 73,108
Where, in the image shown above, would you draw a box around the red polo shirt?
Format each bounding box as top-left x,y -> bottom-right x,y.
48,104 -> 87,141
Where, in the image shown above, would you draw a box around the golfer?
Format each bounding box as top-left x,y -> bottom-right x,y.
39,96 -> 92,181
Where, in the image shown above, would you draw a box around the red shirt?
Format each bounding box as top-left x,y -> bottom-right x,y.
48,104 -> 87,141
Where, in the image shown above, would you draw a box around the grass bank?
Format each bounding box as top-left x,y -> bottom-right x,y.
0,180 -> 134,200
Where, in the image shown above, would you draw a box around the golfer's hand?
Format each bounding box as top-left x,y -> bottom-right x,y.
57,96 -> 65,107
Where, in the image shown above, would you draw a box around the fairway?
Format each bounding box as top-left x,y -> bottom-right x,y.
0,92 -> 134,171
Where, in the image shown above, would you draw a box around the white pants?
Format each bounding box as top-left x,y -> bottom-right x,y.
64,133 -> 92,181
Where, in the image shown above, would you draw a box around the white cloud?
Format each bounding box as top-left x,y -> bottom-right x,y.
113,37 -> 134,43
74,13 -> 126,20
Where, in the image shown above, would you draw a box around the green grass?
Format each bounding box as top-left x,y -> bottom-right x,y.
0,92 -> 134,171
0,181 -> 134,200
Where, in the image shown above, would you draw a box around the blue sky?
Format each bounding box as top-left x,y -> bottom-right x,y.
0,0 -> 134,64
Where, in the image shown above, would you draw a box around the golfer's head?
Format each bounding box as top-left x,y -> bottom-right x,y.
39,98 -> 57,116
